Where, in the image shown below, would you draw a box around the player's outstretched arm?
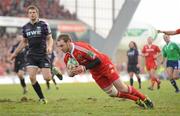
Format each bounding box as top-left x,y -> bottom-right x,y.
9,38 -> 27,61
46,34 -> 53,54
158,30 -> 177,35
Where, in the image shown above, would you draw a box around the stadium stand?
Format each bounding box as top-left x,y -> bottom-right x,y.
0,0 -> 77,20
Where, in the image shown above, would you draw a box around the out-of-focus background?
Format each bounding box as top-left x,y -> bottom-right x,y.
0,0 -> 179,84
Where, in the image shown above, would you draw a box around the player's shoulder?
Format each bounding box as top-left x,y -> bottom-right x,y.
143,44 -> 148,48
127,49 -> 131,52
152,44 -> 160,48
22,22 -> 31,29
74,41 -> 88,45
74,41 -> 89,48
38,20 -> 49,26
170,42 -> 176,45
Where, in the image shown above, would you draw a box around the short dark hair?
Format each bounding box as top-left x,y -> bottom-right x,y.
27,5 -> 39,14
57,34 -> 72,42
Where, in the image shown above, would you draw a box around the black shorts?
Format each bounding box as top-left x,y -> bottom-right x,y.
26,54 -> 51,68
127,65 -> 140,74
166,60 -> 179,70
14,59 -> 25,73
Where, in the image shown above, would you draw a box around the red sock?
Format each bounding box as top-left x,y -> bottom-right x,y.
151,77 -> 156,88
154,77 -> 160,84
128,86 -> 146,101
117,92 -> 139,101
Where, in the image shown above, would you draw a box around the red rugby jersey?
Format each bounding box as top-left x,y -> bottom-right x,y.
142,44 -> 161,63
64,41 -> 112,78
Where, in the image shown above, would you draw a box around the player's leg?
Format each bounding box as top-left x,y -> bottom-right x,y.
167,67 -> 179,92
104,64 -> 153,108
96,76 -> 145,108
166,60 -> 179,92
135,73 -> 141,89
128,72 -> 134,86
41,68 -> 52,81
112,78 -> 153,108
51,68 -> 58,88
42,68 -> 52,92
150,68 -> 161,90
172,69 -> 180,92
127,65 -> 134,86
52,66 -> 63,80
51,76 -> 59,89
46,80 -> 50,90
147,70 -> 155,90
17,70 -> 27,94
134,66 -> 141,89
27,66 -> 47,103
173,60 -> 180,80
146,64 -> 155,90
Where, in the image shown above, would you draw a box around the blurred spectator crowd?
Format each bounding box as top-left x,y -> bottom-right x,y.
0,0 -> 77,20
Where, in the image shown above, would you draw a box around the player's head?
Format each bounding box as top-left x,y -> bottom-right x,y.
56,34 -> 73,53
147,36 -> 153,45
129,41 -> 137,49
27,5 -> 39,21
163,34 -> 170,43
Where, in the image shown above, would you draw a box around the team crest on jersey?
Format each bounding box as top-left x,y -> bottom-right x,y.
44,63 -> 49,67
87,51 -> 95,58
77,54 -> 82,60
36,26 -> 41,31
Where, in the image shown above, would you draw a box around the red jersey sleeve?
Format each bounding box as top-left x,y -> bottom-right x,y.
176,28 -> 180,34
156,46 -> 161,53
75,43 -> 97,61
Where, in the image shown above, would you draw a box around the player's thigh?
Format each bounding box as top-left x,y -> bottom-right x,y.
166,67 -> 173,78
39,57 -> 51,69
173,69 -> 179,79
41,68 -> 52,81
17,70 -> 24,79
95,75 -> 112,89
27,66 -> 38,78
128,72 -> 134,78
127,65 -> 134,77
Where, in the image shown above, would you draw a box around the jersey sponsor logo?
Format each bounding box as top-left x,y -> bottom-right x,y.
145,48 -> 154,52
26,30 -> 41,37
26,27 -> 42,37
127,50 -> 135,56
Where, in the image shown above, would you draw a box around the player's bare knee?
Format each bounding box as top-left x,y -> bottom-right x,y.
104,88 -> 118,97
45,77 -> 51,81
17,73 -> 23,79
29,76 -> 36,84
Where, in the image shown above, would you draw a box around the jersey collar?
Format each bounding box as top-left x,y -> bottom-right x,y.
70,43 -> 75,55
30,19 -> 39,25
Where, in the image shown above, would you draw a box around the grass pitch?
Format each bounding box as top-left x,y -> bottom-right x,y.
0,80 -> 180,116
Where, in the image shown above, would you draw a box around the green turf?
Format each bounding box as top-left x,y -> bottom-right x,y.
0,80 -> 180,116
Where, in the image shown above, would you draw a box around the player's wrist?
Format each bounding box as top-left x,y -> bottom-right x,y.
81,65 -> 86,72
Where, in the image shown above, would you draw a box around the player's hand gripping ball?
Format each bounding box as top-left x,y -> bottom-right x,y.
67,58 -> 79,77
